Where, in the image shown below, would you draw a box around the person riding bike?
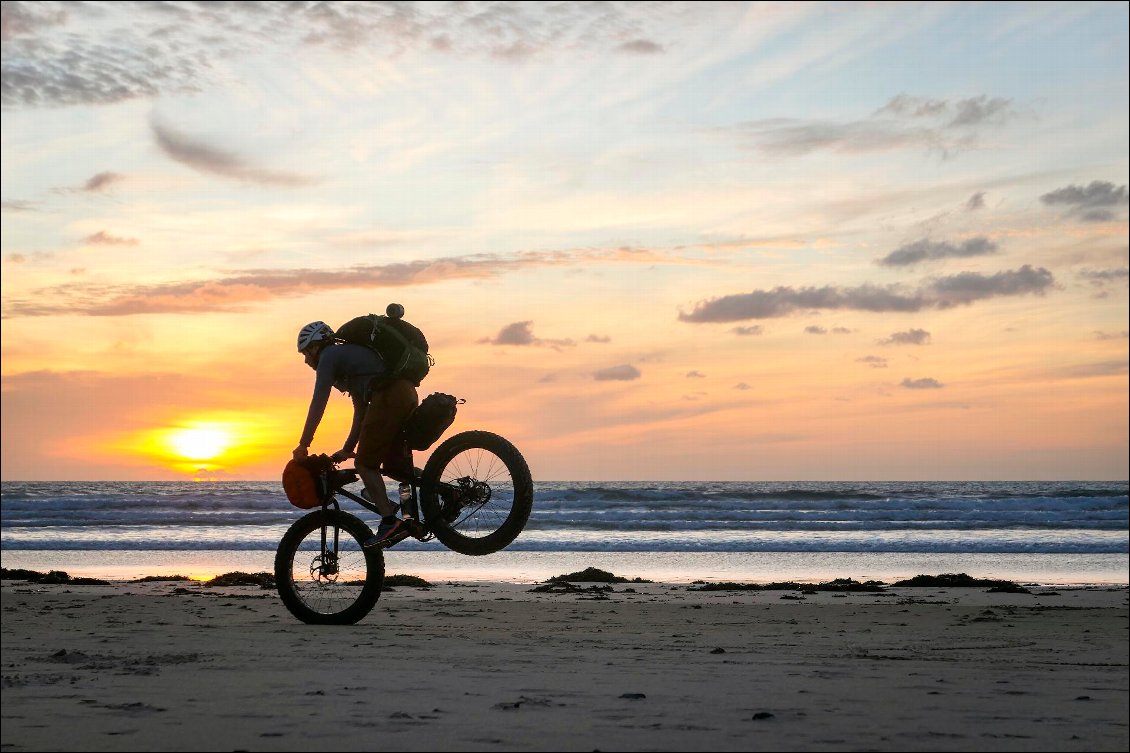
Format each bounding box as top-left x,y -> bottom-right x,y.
293,321 -> 419,548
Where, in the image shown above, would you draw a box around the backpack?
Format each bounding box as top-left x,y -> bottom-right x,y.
403,393 -> 464,450
282,454 -> 333,509
336,309 -> 432,386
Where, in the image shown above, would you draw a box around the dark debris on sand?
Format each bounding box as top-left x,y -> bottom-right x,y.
545,567 -> 653,584
383,574 -> 434,589
689,578 -> 887,593
529,582 -> 615,595
204,572 -> 276,589
0,568 -> 111,586
892,573 -> 1031,593
129,575 -> 193,583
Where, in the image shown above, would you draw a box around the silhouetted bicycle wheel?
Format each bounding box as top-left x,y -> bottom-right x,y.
420,430 -> 533,556
275,509 -> 384,624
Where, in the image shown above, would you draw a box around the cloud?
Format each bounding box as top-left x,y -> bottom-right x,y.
877,237 -> 998,267
947,96 -> 1013,127
966,192 -> 985,211
1,199 -> 37,212
82,231 -> 139,246
926,265 -> 1055,305
594,364 -> 641,382
732,325 -> 764,336
151,121 -> 316,187
901,377 -> 943,389
686,371 -> 706,378
1040,181 -> 1128,223
679,266 -> 1055,323
734,382 -> 751,390
82,172 -> 125,192
480,321 -> 575,349
5,251 -> 54,264
805,325 -> 827,335
729,93 -> 1017,158
586,334 -> 612,343
1,2 -> 68,41
857,356 -> 888,368
1094,330 -> 1129,341
880,328 -> 931,346
1078,267 -> 1129,284
2,247 -> 672,317
2,2 -> 692,108
618,39 -> 664,54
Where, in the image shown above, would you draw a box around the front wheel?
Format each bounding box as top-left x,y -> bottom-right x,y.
275,509 -> 384,624
420,431 -> 533,556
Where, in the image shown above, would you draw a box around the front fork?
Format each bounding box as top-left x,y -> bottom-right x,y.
317,502 -> 342,578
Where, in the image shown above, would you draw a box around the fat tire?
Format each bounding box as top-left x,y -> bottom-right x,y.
420,430 -> 533,556
275,509 -> 384,624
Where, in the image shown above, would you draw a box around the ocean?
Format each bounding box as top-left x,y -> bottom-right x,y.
1,480 -> 1127,584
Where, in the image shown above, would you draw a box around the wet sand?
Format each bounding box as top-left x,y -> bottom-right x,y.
1,578 -> 1127,751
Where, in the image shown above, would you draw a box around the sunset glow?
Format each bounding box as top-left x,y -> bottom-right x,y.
166,426 -> 232,462
1,2 -> 1126,481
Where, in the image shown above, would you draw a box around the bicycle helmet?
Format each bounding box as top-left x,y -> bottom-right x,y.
297,321 -> 334,352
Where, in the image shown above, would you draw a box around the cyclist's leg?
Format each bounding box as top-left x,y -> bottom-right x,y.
356,379 -> 419,515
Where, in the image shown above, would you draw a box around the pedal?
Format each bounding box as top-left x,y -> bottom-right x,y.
402,517 -> 427,540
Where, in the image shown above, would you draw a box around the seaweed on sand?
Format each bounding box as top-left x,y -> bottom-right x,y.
0,568 -> 111,585
204,572 -> 276,589
892,573 -> 1031,593
544,567 -> 652,584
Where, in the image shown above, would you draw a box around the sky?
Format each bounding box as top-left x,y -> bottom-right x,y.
1,1 -> 1127,482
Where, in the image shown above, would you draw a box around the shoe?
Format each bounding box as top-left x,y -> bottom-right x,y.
363,517 -> 410,549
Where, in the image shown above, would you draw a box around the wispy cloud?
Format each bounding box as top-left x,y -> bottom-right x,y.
2,248 -> 665,318
901,377 -> 943,389
82,172 -> 125,192
479,321 -> 575,349
151,121 -> 316,187
966,191 -> 985,211
594,364 -> 641,382
1040,181 -> 1129,222
880,328 -> 932,346
877,237 -> 998,267
857,356 -> 889,368
726,93 -> 1018,158
679,266 -> 1055,322
2,1 -> 692,108
1,199 -> 38,212
82,231 -> 138,247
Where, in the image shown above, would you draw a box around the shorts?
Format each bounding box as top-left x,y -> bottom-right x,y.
355,379 -> 419,474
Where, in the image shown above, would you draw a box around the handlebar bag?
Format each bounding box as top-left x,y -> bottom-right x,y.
282,455 -> 333,509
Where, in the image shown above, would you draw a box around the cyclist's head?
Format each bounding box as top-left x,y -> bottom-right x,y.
297,322 -> 334,366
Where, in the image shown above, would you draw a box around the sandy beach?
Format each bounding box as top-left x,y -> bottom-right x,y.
1,575 -> 1127,752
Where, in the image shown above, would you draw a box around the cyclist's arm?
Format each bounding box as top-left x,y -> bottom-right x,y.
341,391 -> 367,455
298,358 -> 336,448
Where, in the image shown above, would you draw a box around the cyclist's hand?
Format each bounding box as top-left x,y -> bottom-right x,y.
330,449 -> 355,464
292,445 -> 309,460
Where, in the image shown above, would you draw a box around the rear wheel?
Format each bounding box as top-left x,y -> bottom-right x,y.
420,430 -> 533,555
275,509 -> 384,624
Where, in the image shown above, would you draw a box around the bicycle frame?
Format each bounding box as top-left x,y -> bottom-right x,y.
317,465 -> 434,542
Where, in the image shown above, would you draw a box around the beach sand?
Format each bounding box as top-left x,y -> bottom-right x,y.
1,577 -> 1127,752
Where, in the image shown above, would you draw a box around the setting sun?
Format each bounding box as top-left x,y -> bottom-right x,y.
168,427 -> 232,461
